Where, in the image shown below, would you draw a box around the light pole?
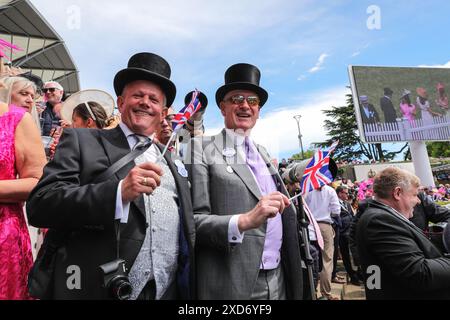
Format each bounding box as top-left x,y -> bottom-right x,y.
293,115 -> 305,159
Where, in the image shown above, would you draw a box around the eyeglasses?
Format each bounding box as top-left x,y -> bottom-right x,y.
225,94 -> 260,107
43,88 -> 57,93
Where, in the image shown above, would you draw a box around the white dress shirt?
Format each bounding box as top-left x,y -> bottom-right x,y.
304,185 -> 340,223
114,122 -> 156,223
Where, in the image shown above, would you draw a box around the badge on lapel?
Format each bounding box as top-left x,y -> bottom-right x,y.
226,165 -> 234,174
222,148 -> 236,158
174,159 -> 188,178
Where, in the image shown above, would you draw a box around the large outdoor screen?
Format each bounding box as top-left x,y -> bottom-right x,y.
348,66 -> 450,143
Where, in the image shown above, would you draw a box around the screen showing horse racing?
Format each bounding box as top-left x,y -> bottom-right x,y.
348,65 -> 450,143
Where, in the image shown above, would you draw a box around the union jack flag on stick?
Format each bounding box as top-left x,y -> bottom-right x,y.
157,89 -> 203,161
300,140 -> 339,194
171,89 -> 202,132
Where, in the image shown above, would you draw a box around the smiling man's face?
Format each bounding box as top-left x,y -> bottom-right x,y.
220,89 -> 260,131
118,80 -> 165,136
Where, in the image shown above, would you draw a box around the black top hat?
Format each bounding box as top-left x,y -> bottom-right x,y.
384,87 -> 393,95
215,63 -> 268,107
113,52 -> 176,106
184,90 -> 208,109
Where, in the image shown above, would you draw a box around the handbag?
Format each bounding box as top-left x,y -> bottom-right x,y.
28,141 -> 152,299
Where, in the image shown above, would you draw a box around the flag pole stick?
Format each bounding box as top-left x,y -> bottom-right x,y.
156,131 -> 177,163
289,192 -> 302,203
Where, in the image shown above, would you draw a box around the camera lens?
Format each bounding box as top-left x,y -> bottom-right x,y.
110,277 -> 132,300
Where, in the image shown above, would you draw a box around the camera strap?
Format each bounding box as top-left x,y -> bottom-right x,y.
115,220 -> 121,260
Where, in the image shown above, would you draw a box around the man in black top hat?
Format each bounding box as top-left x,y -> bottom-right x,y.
27,52 -> 195,300
186,63 -> 304,300
380,87 -> 397,123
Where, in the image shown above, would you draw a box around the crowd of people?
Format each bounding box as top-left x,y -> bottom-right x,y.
1,51 -> 450,301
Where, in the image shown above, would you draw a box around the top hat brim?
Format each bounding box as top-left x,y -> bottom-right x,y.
185,91 -> 208,110
215,82 -> 268,108
114,68 -> 176,106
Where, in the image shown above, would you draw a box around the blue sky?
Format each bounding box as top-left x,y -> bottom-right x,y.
31,0 -> 450,161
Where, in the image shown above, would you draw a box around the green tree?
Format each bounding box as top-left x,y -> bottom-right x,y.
314,91 -> 409,162
427,141 -> 450,158
290,149 -> 315,161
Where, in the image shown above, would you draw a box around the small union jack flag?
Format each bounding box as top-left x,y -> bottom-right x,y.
172,89 -> 202,132
300,140 -> 339,194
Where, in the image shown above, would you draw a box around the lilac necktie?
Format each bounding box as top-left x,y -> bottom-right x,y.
244,137 -> 283,270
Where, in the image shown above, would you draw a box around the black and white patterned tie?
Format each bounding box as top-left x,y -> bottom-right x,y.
132,134 -> 152,151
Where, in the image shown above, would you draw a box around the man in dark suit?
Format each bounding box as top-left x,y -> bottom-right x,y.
335,185 -> 361,285
359,95 -> 380,124
355,167 -> 450,299
186,63 -> 304,300
380,87 -> 397,123
27,52 -> 195,300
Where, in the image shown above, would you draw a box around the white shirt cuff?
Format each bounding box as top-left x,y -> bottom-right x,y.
115,180 -> 130,224
228,214 -> 245,243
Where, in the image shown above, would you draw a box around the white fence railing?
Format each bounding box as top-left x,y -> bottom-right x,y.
364,114 -> 450,142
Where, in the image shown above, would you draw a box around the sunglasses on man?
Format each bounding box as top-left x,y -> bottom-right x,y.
225,94 -> 260,107
42,88 -> 58,93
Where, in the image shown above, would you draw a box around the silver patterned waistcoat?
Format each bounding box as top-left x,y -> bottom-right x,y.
128,145 -> 180,300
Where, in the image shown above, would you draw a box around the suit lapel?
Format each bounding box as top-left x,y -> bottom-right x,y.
213,130 -> 262,200
99,126 -> 146,219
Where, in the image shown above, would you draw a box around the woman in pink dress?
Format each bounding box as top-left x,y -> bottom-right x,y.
0,101 -> 46,299
399,89 -> 416,124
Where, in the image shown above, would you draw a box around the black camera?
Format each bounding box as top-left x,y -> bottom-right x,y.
99,259 -> 132,300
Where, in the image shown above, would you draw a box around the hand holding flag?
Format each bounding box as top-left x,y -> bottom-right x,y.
157,89 -> 203,161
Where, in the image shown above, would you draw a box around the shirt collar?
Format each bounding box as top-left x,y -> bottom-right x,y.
119,122 -> 155,140
372,199 -> 412,224
224,128 -> 253,147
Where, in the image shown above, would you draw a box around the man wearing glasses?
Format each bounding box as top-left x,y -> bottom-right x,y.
41,81 -> 64,136
186,63 -> 304,300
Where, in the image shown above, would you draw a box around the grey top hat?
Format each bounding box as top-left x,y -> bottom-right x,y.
113,52 -> 176,106
215,63 -> 268,107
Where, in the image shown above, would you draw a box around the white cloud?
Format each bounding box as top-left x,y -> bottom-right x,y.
205,86 -> 349,159
418,61 -> 450,68
297,53 -> 329,81
308,53 -> 329,73
350,43 -> 370,58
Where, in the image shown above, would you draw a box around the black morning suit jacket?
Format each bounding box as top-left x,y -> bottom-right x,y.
26,126 -> 195,299
380,96 -> 397,123
355,199 -> 450,300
